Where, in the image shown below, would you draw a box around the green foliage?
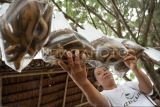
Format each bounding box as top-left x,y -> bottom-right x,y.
137,62 -> 142,70
154,64 -> 160,68
130,72 -> 135,80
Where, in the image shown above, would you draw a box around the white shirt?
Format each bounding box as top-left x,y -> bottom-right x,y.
100,81 -> 156,107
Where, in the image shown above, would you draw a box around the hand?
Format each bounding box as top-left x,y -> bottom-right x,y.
123,45 -> 138,71
58,50 -> 88,87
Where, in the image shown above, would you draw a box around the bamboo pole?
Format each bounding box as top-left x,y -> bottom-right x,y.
80,93 -> 84,104
37,74 -> 43,107
0,75 -> 2,106
0,67 -> 93,78
74,102 -> 89,107
79,69 -> 89,107
62,74 -> 69,107
47,73 -> 52,80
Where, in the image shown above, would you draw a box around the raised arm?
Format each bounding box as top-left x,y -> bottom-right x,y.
58,50 -> 110,107
123,45 -> 153,94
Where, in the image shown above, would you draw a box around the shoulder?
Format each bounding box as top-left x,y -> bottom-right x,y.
100,89 -> 113,96
124,81 -> 153,95
100,91 -> 112,106
123,81 -> 140,90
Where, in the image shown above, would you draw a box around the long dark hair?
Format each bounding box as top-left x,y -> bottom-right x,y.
91,68 -> 97,82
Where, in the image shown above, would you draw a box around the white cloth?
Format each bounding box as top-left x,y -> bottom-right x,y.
100,81 -> 156,107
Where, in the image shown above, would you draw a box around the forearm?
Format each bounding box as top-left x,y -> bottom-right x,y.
132,67 -> 153,94
78,79 -> 109,106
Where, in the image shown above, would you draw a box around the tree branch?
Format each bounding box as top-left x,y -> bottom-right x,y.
83,0 -> 97,29
96,0 -> 122,24
72,17 -> 79,31
52,0 -> 84,29
141,0 -> 155,46
112,5 -> 123,38
0,0 -> 11,3
142,53 -> 160,66
111,0 -> 139,44
152,22 -> 160,46
78,0 -> 119,37
139,57 -> 160,97
136,6 -> 146,39
156,68 -> 160,74
102,22 -> 107,35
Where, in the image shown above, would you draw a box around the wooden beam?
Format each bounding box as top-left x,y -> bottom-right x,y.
37,74 -> 43,107
63,74 -> 69,107
0,75 -> 2,106
0,67 -> 93,78
74,102 -> 89,107
0,70 -> 65,78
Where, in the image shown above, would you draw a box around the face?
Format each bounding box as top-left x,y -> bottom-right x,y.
94,66 -> 114,87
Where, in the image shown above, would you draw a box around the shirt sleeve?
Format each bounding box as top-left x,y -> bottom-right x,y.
125,81 -> 153,95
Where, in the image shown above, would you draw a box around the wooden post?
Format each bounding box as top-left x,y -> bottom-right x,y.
63,74 -> 69,107
37,74 -> 43,107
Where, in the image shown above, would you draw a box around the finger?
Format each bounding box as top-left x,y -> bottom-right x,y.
123,60 -> 136,65
75,50 -> 80,69
123,55 -> 135,61
126,49 -> 135,56
125,45 -> 135,55
67,51 -> 75,69
81,54 -> 86,69
125,45 -> 130,49
58,60 -> 71,74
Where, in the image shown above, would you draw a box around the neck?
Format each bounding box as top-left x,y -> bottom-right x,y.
103,82 -> 117,90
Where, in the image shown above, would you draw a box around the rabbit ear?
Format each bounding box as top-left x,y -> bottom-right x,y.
144,47 -> 160,62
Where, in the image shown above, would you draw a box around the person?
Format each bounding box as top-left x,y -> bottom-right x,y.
153,99 -> 160,106
58,45 -> 157,107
